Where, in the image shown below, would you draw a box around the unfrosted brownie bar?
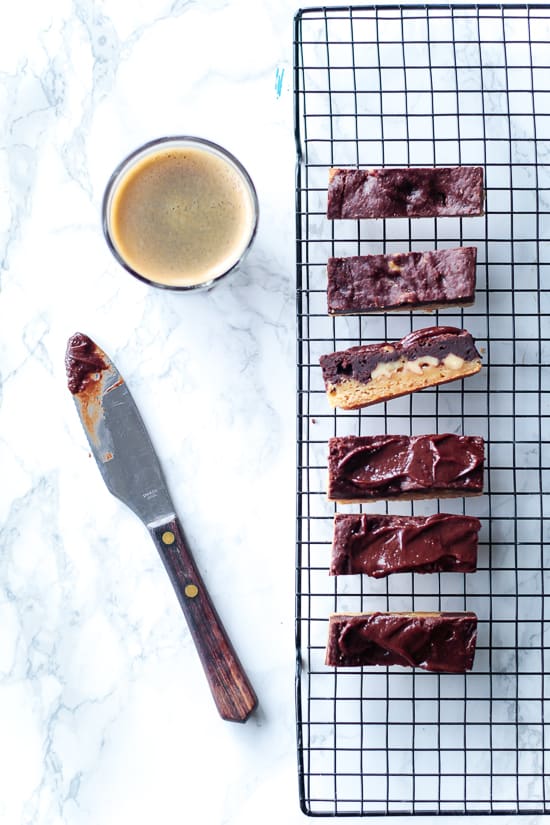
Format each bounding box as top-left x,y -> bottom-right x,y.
327,246 -> 477,315
328,434 -> 484,503
327,166 -> 484,219
330,513 -> 481,577
325,611 -> 478,672
319,326 -> 482,410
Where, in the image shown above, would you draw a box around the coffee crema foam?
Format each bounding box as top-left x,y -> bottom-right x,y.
109,147 -> 255,287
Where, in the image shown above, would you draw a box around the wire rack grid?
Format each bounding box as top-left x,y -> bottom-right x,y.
294,4 -> 550,817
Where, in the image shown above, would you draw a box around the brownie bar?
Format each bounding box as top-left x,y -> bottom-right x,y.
327,246 -> 477,315
330,513 -> 481,577
320,326 -> 482,410
325,611 -> 478,673
328,434 -> 484,503
327,166 -> 484,219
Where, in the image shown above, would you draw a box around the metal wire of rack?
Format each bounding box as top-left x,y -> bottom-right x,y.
294,4 -> 550,816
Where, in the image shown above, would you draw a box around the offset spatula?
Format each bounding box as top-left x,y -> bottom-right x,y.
65,332 -> 257,722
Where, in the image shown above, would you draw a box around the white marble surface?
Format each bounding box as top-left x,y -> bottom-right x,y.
0,1 -> 547,824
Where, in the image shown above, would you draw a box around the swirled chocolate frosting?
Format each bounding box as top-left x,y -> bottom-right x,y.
326,612 -> 478,673
331,513 -> 481,577
328,434 -> 484,501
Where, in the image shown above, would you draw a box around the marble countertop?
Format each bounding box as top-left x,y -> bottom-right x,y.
0,1 -> 545,823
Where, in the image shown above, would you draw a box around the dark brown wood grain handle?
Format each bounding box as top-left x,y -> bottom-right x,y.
149,517 -> 258,722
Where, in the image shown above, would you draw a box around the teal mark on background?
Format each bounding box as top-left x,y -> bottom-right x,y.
275,66 -> 285,98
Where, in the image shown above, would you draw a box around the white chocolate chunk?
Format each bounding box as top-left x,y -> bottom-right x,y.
369,351 -> 469,383
443,353 -> 465,370
404,355 -> 439,375
371,357 -> 405,380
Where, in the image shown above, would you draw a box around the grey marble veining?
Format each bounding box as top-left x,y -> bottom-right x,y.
0,1 -> 302,823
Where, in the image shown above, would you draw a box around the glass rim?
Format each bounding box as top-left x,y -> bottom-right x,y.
101,135 -> 259,292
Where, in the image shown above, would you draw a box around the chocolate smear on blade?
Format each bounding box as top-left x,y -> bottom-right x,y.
66,332 -> 108,394
66,332 -> 116,449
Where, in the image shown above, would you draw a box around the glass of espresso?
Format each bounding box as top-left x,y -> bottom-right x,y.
102,136 -> 259,290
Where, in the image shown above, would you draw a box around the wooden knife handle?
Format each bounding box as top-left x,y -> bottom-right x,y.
149,517 -> 258,723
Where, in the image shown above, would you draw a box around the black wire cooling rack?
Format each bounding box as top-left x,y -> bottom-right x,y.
294,4 -> 550,816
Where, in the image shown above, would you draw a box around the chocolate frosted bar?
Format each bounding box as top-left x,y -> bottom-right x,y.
327,166 -> 484,219
325,611 -> 478,673
330,513 -> 481,578
327,246 -> 477,315
328,434 -> 484,503
320,326 -> 482,410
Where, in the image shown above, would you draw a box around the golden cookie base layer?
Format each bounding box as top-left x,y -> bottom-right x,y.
325,359 -> 481,410
325,610 -> 478,670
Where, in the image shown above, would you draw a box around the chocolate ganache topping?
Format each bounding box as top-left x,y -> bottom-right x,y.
331,513 -> 480,577
65,332 -> 108,394
326,612 -> 478,672
320,326 -> 480,387
328,434 -> 484,500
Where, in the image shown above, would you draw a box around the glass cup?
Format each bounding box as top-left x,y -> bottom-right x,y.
102,136 -> 259,291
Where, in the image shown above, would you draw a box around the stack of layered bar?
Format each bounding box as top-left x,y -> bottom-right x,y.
321,166 -> 485,674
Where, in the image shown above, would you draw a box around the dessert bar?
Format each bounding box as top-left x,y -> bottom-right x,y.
325,611 -> 478,672
328,434 -> 484,502
330,513 -> 481,577
319,326 -> 482,410
327,246 -> 477,315
327,166 -> 484,219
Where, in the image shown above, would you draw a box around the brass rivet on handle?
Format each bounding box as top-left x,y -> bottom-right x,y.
162,531 -> 175,545
185,584 -> 199,598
